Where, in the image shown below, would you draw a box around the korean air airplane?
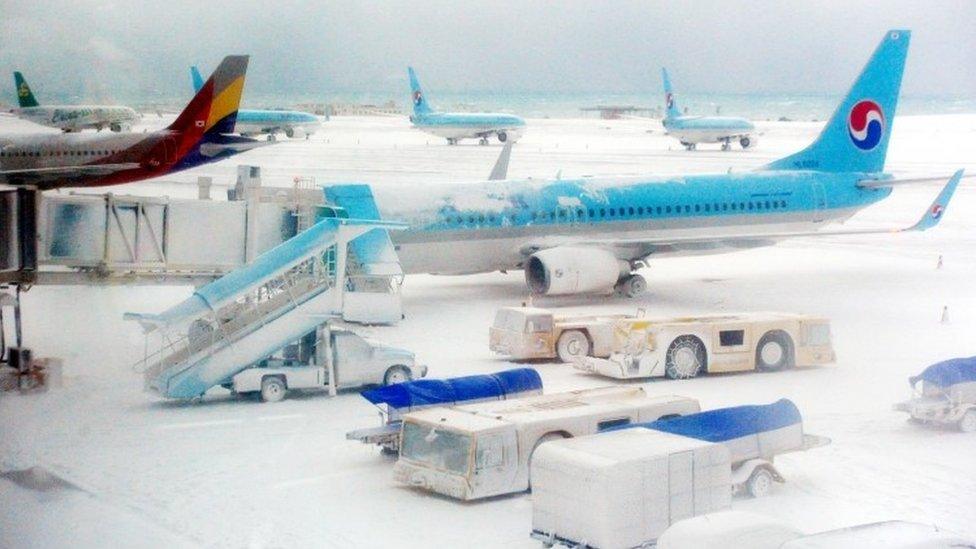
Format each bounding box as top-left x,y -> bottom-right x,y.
0,56 -> 270,190
191,66 -> 321,140
661,67 -> 757,151
407,67 -> 526,145
346,30 -> 960,298
11,71 -> 140,133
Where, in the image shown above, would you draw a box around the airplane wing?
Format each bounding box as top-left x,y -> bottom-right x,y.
858,172 -> 975,188
521,170 -> 963,256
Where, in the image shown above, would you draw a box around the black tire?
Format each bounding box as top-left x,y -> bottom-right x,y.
665,335 -> 706,379
747,468 -> 774,498
556,330 -> 591,363
260,376 -> 287,403
756,331 -> 794,371
497,131 -> 508,142
740,136 -> 752,149
384,364 -> 413,386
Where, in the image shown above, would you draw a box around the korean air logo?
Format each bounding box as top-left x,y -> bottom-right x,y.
931,204 -> 944,219
666,92 -> 674,109
413,91 -> 423,106
848,100 -> 884,151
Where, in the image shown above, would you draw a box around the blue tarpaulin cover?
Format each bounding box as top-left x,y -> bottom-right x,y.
910,357 -> 976,388
361,368 -> 542,410
619,399 -> 802,443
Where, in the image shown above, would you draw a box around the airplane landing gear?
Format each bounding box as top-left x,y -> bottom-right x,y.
479,137 -> 490,146
615,274 -> 647,298
721,139 -> 732,151
447,138 -> 458,145
681,142 -> 696,151
267,134 -> 277,142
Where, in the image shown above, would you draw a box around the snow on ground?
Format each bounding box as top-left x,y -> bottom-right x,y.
2,113 -> 976,547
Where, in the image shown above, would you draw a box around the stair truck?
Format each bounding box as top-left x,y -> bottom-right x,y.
575,313 -> 835,379
346,368 -> 543,453
529,399 -> 830,548
894,356 -> 976,432
392,386 -> 701,500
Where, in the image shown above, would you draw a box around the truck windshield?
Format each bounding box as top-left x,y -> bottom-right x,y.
804,323 -> 831,346
401,421 -> 472,475
492,310 -> 525,331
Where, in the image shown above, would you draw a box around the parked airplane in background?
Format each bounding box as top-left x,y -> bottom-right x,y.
0,56 -> 269,190
352,30 -> 959,298
11,71 -> 140,133
191,66 -> 321,140
661,67 -> 756,151
408,67 -> 525,145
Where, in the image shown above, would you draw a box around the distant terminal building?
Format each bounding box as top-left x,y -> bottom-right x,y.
580,105 -> 657,120
324,101 -> 402,117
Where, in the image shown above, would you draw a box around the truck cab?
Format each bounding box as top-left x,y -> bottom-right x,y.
489,306 -> 629,362
231,324 -> 425,402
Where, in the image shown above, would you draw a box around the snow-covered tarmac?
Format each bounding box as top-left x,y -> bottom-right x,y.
2,113 -> 976,547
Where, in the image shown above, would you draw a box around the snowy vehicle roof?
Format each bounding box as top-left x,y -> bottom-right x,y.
360,368 -> 542,410
622,399 -> 802,442
909,357 -> 976,388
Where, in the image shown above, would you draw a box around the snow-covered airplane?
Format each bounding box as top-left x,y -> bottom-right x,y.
0,56 -> 270,190
11,71 -> 140,133
352,30 -> 961,298
191,66 -> 321,140
407,67 -> 525,145
660,67 -> 756,151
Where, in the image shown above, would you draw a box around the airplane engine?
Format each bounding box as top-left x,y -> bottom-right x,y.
524,247 -> 629,296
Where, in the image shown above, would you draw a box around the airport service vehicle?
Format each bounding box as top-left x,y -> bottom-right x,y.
894,357 -> 976,432
661,67 -> 756,151
1,56 -> 269,190
489,306 -> 636,362
229,324 -> 425,402
627,399 -> 830,498
407,67 -> 525,145
346,368 -> 543,453
530,428 -> 732,549
657,513 -> 974,549
191,66 -> 321,140
393,386 -> 700,500
575,312 -> 835,379
329,31 -> 962,299
12,71 -> 139,132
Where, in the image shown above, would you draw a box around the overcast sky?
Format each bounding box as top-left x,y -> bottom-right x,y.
1,1 -> 973,102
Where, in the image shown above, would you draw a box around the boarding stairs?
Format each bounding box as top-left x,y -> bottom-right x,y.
127,201 -> 406,399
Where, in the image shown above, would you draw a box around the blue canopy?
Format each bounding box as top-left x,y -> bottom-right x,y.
361,368 -> 542,410
910,357 -> 976,388
619,399 -> 802,443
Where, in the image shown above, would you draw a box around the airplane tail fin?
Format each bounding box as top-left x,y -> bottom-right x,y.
661,68 -> 680,120
765,30 -> 910,174
190,66 -> 205,93
168,55 -> 249,136
407,67 -> 433,116
13,72 -> 40,108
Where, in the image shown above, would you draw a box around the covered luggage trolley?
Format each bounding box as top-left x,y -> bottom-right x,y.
895,357 -> 976,432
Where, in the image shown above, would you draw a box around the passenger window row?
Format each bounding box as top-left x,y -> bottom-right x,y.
445,199 -> 790,226
0,149 -> 119,158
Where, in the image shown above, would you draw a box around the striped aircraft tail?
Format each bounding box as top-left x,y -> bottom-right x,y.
169,55 -> 249,136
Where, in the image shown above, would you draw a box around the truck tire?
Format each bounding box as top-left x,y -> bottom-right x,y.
756,331 -> 794,371
384,365 -> 413,386
556,330 -> 590,363
665,335 -> 706,379
959,409 -> 976,433
747,467 -> 774,498
260,376 -> 287,403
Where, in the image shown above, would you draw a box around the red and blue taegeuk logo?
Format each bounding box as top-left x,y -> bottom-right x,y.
666,92 -> 674,109
413,91 -> 423,106
848,100 -> 884,151
931,204 -> 944,219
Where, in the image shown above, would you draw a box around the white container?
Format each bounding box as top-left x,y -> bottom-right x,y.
531,428 -> 732,549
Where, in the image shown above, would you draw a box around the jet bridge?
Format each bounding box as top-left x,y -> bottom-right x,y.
126,215 -> 407,399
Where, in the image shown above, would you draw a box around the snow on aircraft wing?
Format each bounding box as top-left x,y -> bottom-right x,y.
522,169 -> 963,254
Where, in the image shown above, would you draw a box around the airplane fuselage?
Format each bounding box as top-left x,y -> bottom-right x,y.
15,105 -> 140,132
411,112 -> 525,143
366,170 -> 890,275
236,109 -> 322,138
663,115 -> 755,146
